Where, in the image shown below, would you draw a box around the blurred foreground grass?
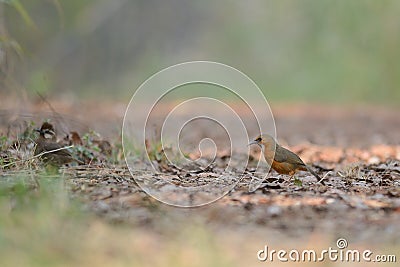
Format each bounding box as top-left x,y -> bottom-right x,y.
0,172 -> 398,267
0,173 -> 235,267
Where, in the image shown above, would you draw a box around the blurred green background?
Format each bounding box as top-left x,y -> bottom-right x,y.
1,0 -> 400,105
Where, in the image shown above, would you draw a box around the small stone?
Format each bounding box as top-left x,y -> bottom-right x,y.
368,156 -> 380,165
267,205 -> 282,216
326,198 -> 335,204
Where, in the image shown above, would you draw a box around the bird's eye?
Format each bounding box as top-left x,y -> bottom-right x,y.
256,137 -> 261,142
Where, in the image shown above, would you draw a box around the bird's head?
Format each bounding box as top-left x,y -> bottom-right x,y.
248,134 -> 276,148
35,122 -> 56,140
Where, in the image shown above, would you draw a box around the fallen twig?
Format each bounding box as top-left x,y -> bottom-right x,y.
1,145 -> 74,168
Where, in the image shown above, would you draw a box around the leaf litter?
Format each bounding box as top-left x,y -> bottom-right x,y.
1,108 -> 400,243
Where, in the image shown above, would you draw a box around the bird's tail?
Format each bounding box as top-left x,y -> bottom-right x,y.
306,165 -> 325,185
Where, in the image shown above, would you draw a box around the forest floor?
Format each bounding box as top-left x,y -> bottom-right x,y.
1,99 -> 399,267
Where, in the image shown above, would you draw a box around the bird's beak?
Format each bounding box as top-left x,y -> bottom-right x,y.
248,140 -> 258,146
34,128 -> 41,133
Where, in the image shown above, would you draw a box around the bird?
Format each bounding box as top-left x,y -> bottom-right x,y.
249,134 -> 324,184
34,122 -> 74,165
